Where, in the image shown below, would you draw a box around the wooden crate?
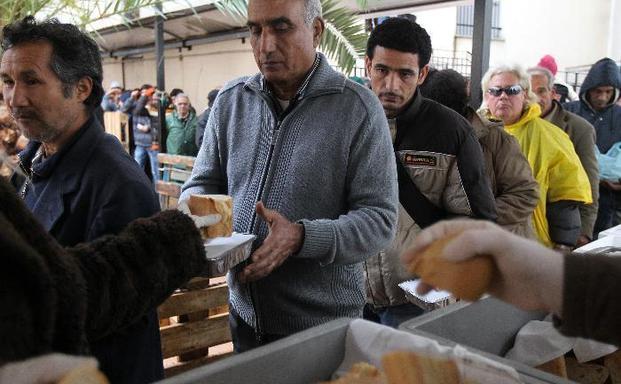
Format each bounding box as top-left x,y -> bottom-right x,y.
103,111 -> 129,153
156,153 -> 196,210
159,277 -> 233,377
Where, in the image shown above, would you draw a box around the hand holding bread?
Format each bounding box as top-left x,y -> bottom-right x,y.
401,219 -> 564,314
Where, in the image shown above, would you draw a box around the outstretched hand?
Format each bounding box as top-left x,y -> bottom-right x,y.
401,219 -> 564,315
238,202 -> 304,283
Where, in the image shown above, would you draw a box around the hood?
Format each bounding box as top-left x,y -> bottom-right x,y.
505,103 -> 542,131
579,58 -> 621,107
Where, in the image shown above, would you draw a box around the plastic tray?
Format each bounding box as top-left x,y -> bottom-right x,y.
155,317 -> 574,384
202,233 -> 255,277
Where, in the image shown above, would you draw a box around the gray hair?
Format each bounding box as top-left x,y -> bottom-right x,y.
480,63 -> 539,109
527,66 -> 555,90
304,0 -> 322,25
175,93 -> 190,103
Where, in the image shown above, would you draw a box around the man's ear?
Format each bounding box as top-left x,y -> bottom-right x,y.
312,18 -> 325,47
365,56 -> 372,75
75,77 -> 93,103
417,65 -> 430,86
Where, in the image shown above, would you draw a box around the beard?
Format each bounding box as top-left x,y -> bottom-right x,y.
11,108 -> 62,143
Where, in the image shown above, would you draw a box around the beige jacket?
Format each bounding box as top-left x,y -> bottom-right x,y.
471,110 -> 539,239
543,100 -> 599,239
364,111 -> 540,308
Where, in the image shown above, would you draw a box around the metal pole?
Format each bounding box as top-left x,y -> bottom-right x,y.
155,1 -> 167,152
470,0 -> 492,109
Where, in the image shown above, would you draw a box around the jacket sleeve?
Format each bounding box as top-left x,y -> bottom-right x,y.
491,129 -> 539,227
557,252 -> 621,346
572,122 -> 599,238
547,200 -> 581,246
456,129 -> 498,221
295,106 -> 398,266
69,210 -> 206,340
120,97 -> 137,114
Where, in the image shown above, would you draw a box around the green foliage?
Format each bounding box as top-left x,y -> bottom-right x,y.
0,0 -> 158,30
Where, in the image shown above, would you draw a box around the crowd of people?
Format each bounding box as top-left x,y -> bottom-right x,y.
1,0 -> 621,382
99,80 -> 220,184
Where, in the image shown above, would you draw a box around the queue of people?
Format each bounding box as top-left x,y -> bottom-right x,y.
1,0 -> 621,382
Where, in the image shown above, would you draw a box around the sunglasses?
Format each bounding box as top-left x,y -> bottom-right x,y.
487,85 -> 523,97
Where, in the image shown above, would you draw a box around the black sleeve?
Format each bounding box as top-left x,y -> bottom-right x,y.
547,200 -> 581,246
557,252 -> 621,346
195,109 -> 209,148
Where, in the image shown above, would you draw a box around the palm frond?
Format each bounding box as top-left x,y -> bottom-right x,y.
214,0 -> 247,25
320,0 -> 368,74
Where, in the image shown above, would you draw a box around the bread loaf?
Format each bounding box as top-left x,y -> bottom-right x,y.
408,234 -> 493,301
57,366 -> 109,384
382,351 -> 460,384
188,194 -> 233,238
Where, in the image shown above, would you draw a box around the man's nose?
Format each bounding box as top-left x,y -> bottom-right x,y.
385,73 -> 400,91
258,30 -> 276,54
7,83 -> 28,107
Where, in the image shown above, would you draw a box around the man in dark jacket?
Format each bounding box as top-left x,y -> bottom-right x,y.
363,17 -> 497,327
123,84 -> 161,183
2,17 -> 164,383
565,58 -> 621,236
529,66 -> 599,245
195,88 -> 219,148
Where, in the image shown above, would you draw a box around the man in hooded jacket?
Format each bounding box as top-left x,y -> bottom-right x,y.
565,58 -> 621,236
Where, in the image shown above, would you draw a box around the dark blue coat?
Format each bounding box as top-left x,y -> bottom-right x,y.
565,58 -> 621,153
16,116 -> 164,384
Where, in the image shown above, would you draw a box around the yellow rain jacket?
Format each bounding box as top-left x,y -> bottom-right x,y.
500,104 -> 592,247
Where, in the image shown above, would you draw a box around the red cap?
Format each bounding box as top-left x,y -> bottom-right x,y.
537,55 -> 558,76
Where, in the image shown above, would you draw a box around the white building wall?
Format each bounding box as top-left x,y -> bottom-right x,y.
102,39 -> 256,112
408,0 -> 614,72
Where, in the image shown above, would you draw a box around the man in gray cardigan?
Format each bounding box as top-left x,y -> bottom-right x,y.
180,0 -> 398,352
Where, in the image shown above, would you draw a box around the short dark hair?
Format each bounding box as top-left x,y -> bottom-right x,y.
366,17 -> 432,68
419,68 -> 469,117
1,16 -> 104,112
170,88 -> 184,98
207,89 -> 219,107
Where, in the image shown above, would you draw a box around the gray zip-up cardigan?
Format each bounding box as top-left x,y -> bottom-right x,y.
180,54 -> 398,336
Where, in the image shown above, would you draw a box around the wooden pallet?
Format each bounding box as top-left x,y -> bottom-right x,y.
156,153 -> 196,210
103,112 -> 130,153
159,277 -> 233,377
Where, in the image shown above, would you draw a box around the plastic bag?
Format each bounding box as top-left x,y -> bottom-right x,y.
596,142 -> 621,181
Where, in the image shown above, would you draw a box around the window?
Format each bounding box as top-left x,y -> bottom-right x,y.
456,1 -> 502,39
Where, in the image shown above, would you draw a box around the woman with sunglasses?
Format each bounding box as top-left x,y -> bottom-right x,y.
479,64 -> 592,251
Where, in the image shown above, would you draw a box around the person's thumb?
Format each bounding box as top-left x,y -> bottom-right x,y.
255,201 -> 276,224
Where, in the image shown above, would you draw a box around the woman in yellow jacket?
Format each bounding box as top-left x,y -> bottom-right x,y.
479,64 -> 592,249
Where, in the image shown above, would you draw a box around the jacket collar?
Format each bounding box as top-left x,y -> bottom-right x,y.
243,53 -> 346,101
468,106 -> 503,139
18,116 -> 104,231
504,103 -> 541,131
396,89 -> 423,124
543,100 -> 566,126
392,90 -> 423,147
